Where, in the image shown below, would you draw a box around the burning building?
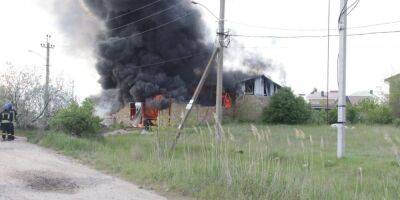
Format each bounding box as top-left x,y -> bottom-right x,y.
61,0 -> 284,127
113,75 -> 282,128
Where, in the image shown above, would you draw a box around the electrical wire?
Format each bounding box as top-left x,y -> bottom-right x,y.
229,29 -> 400,39
349,29 -> 400,37
109,2 -> 183,31
130,40 -> 216,70
119,11 -> 195,40
338,0 -> 349,23
225,21 -> 331,32
226,17 -> 400,32
229,34 -> 328,39
106,0 -> 164,22
350,19 -> 400,29
347,0 -> 361,16
131,52 -> 209,70
338,0 -> 360,29
191,1 -> 219,20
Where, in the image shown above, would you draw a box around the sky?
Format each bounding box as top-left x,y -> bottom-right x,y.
0,0 -> 399,100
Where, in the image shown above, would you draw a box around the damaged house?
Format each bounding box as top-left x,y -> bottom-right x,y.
240,75 -> 281,96
114,75 -> 282,127
79,0 -> 283,128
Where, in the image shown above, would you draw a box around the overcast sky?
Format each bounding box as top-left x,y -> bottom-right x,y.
0,0 -> 399,100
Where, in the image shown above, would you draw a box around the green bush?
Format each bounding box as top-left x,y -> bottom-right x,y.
328,109 -> 338,124
328,100 -> 393,125
357,100 -> 393,124
394,118 -> 400,127
346,105 -> 360,124
327,106 -> 358,124
262,87 -> 311,124
50,99 -> 101,136
309,110 -> 327,125
366,105 -> 393,124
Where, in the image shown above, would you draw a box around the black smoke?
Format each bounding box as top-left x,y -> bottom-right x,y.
49,0 -> 280,112
83,0 -> 215,108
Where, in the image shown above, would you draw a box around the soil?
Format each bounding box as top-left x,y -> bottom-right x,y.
0,137 -> 167,200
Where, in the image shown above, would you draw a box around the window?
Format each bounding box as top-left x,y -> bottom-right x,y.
264,79 -> 271,96
245,80 -> 255,95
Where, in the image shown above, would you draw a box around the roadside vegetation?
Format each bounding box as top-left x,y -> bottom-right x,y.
25,124 -> 400,199
50,99 -> 101,136
17,86 -> 400,199
263,87 -> 399,126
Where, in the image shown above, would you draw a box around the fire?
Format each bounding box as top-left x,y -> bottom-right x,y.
130,95 -> 166,129
144,95 -> 164,120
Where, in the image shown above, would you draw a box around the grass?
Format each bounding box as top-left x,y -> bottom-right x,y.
23,124 -> 400,199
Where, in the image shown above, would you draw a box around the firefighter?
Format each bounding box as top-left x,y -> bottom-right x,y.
1,103 -> 16,141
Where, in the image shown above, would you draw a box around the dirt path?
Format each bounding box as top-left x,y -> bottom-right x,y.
0,137 -> 167,200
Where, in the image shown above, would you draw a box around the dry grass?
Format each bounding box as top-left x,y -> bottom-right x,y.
27,124 -> 400,199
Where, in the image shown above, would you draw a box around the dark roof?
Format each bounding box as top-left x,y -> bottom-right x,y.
238,75 -> 282,87
385,74 -> 400,82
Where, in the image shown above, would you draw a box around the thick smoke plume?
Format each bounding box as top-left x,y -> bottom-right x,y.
45,0 -> 103,55
83,0 -> 215,109
51,0 -> 281,113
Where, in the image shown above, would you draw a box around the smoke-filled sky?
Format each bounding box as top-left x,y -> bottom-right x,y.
0,0 -> 400,100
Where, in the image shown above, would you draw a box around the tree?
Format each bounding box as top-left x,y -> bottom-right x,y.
262,87 -> 311,124
0,65 -> 75,128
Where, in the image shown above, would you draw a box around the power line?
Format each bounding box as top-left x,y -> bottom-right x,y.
346,0 -> 361,16
131,52 -> 207,70
225,21 -> 330,32
119,11 -> 194,40
225,17 -> 400,32
109,2 -> 183,31
349,29 -> 400,36
350,19 -> 400,29
191,1 -> 219,20
106,0 -> 164,22
230,33 -> 328,39
229,29 -> 400,39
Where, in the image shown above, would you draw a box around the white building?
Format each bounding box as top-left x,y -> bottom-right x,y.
238,75 -> 282,97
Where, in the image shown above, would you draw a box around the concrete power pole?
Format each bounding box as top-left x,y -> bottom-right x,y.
215,0 -> 226,142
41,35 -> 55,119
326,0 -> 331,122
337,0 -> 347,158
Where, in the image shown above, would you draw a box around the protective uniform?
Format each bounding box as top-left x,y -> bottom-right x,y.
1,103 -> 15,141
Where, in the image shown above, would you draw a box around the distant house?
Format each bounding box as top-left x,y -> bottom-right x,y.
230,75 -> 282,121
307,89 -> 338,110
307,89 -> 377,110
348,90 -> 377,105
385,74 -> 400,117
238,75 -> 282,96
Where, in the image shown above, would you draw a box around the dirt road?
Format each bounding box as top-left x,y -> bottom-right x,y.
0,137 -> 167,200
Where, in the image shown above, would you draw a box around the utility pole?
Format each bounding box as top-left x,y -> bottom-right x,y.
171,48 -> 219,150
215,0 -> 226,143
337,0 -> 347,158
41,34 -> 55,119
326,0 -> 331,122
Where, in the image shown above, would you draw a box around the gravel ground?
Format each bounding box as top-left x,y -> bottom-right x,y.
0,137 -> 167,200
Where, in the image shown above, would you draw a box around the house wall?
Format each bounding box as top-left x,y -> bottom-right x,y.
114,103 -> 232,128
254,77 -> 264,96
240,77 -> 280,97
113,96 -> 271,127
232,95 -> 270,122
388,78 -> 400,117
269,81 -> 275,96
